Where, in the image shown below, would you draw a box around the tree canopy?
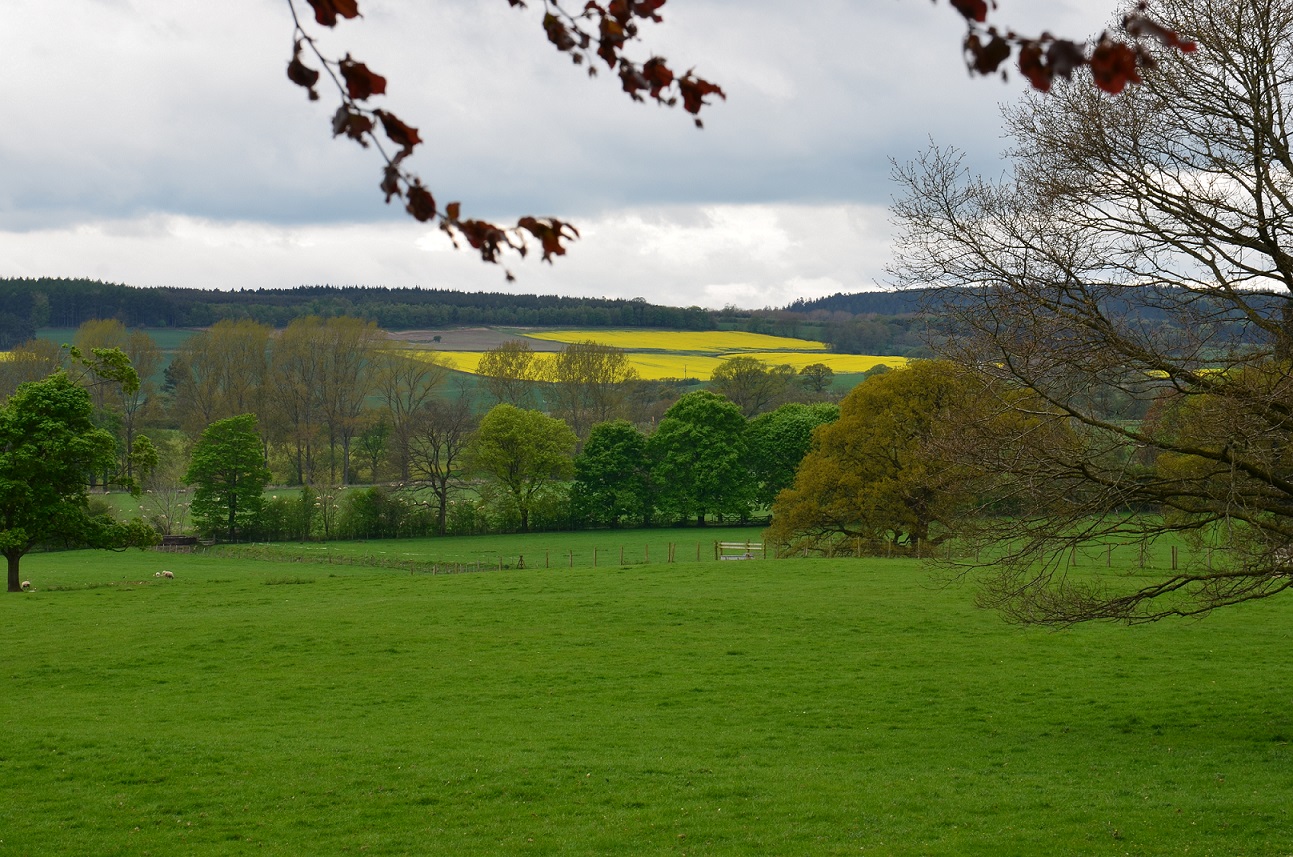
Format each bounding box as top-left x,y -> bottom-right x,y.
0,372 -> 155,591
185,414 -> 272,542
649,390 -> 751,526
469,404 -> 577,532
890,0 -> 1293,622
766,361 -> 977,556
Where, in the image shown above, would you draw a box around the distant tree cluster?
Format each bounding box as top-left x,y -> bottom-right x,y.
0,280 -> 715,332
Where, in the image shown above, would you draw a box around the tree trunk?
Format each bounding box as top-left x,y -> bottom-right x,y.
7,552 -> 21,592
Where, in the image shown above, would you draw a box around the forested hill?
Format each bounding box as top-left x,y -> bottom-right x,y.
784,290 -> 929,316
0,279 -> 715,345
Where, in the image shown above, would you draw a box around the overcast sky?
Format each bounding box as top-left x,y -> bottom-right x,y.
1,0 -> 1118,310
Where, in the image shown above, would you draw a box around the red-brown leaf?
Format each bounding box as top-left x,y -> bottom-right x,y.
965,32 -> 1011,75
642,56 -> 673,99
543,13 -> 578,52
949,0 -> 989,24
332,106 -> 374,144
406,182 -> 437,222
1017,41 -> 1052,92
455,219 -> 512,265
305,0 -> 361,27
339,55 -> 387,100
287,51 -> 321,101
1090,38 -> 1141,94
677,73 -> 725,116
374,110 -> 422,153
517,216 -> 579,263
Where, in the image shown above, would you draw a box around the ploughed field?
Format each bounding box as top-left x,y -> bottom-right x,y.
2,540 -> 1290,855
401,328 -> 906,381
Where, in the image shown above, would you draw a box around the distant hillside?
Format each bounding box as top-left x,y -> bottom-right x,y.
784,290 -> 928,316
0,279 -> 714,347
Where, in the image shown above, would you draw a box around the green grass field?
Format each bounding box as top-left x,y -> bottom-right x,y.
2,540 -> 1290,855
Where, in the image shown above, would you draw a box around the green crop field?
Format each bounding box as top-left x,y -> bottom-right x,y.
2,540 -> 1290,855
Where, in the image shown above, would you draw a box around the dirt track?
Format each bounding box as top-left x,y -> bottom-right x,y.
385,327 -> 565,352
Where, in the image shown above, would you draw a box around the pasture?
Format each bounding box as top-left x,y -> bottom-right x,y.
2,541 -> 1290,855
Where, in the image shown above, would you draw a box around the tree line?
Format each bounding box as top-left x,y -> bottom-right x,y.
0,280 -> 715,345
0,315 -> 849,554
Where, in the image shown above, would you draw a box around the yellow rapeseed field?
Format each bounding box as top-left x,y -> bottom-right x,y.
414,349 -> 904,381
734,352 -> 906,373
525,329 -> 830,352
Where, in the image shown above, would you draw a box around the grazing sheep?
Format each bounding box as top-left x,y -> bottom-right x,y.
161,570 -> 174,579
154,572 -> 162,578
20,580 -> 31,591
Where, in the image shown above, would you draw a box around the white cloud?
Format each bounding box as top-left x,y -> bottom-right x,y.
0,0 -> 1122,307
0,203 -> 891,308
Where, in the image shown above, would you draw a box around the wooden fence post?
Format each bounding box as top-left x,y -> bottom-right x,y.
594,547 -> 598,567
619,546 -> 624,566
546,550 -> 550,569
1106,544 -> 1112,567
645,544 -> 649,564
1172,545 -> 1178,570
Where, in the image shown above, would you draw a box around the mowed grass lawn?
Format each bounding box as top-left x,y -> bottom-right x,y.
2,545 -> 1291,855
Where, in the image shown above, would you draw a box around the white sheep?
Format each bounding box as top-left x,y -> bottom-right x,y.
19,580 -> 31,591
161,570 -> 174,579
154,572 -> 162,578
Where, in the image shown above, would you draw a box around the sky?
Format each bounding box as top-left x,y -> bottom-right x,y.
1,0 -> 1119,310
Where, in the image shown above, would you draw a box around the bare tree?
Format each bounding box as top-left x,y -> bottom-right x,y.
890,0 -> 1293,623
169,320 -> 271,439
374,347 -> 451,481
477,340 -> 540,408
405,386 -> 478,535
545,340 -> 638,441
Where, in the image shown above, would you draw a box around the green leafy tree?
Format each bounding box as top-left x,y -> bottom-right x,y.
0,372 -> 155,592
469,404 -> 576,533
572,420 -> 650,528
746,402 -> 840,508
649,390 -> 751,526
798,363 -> 835,395
709,356 -> 796,418
185,414 -> 272,541
766,361 -> 979,555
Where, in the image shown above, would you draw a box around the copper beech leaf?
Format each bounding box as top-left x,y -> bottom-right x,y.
406,182 -> 437,222
374,110 -> 422,153
332,106 -> 373,144
305,0 -> 361,27
949,0 -> 990,24
1090,38 -> 1141,94
339,56 -> 387,100
287,58 -> 320,101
